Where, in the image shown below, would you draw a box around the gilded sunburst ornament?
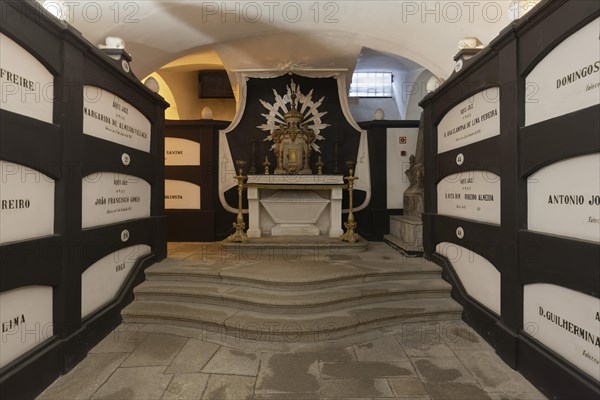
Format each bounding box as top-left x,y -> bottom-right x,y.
257,80 -> 330,152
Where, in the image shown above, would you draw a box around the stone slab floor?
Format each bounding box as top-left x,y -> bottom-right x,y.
37,242 -> 548,399
37,320 -> 547,400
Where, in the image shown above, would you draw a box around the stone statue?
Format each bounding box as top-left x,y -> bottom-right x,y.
403,115 -> 425,219
405,155 -> 424,192
386,113 -> 426,254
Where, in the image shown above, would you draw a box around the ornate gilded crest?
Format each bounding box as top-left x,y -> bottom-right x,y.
257,80 -> 329,174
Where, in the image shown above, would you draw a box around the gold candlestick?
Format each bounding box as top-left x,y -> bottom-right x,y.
340,160 -> 359,243
263,156 -> 271,175
226,160 -> 248,243
316,156 -> 324,175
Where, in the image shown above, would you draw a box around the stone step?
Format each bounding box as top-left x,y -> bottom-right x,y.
221,235 -> 370,254
133,279 -> 453,314
121,298 -> 463,342
143,258 -> 443,290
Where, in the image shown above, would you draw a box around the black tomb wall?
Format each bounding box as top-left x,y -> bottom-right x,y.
0,2 -> 168,398
420,1 -> 600,399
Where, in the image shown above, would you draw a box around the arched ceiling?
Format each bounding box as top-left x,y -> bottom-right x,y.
45,1 -> 530,79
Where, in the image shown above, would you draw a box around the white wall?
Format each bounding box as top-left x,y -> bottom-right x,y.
348,96 -> 401,122
347,66 -> 433,122
405,70 -> 435,120
387,127 -> 419,209
158,69 -> 236,121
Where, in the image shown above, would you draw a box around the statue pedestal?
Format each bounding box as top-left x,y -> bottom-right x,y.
385,215 -> 423,254
385,190 -> 424,255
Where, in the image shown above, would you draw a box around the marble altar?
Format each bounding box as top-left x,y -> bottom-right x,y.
246,175 -> 345,237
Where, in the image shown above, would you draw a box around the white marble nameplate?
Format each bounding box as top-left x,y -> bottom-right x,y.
437,87 -> 500,154
81,245 -> 151,318
528,153 -> 600,242
436,242 -> 501,315
165,138 -> 200,166
82,172 -> 151,228
0,286 -> 53,368
0,33 -> 54,124
526,18 -> 600,126
83,86 -> 151,152
437,171 -> 501,224
0,161 -> 55,244
165,180 -> 201,209
523,284 -> 600,382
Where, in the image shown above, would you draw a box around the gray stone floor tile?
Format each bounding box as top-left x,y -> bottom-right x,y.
320,361 -> 415,379
320,378 -> 394,398
412,358 -> 477,384
122,333 -> 188,367
201,347 -> 260,376
256,353 -> 320,395
322,399 -> 409,400
165,339 -> 220,374
354,337 -> 409,361
441,322 -> 494,350
37,353 -> 127,400
388,377 -> 429,398
397,336 -> 457,359
201,374 -> 255,400
161,373 -> 209,400
318,347 -> 357,362
394,321 -> 454,343
424,382 -> 493,400
488,392 -> 548,400
90,324 -> 147,354
254,392 -> 321,399
453,350 -> 540,393
91,366 -> 172,400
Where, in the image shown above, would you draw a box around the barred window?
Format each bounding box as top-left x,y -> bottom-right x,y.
349,72 -> 393,97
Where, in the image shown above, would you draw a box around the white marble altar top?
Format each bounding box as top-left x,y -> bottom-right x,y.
247,175 -> 344,185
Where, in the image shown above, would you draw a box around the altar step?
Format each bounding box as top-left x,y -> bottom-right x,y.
122,298 -> 462,341
131,278 -> 453,314
141,258 -> 444,290
122,253 -> 463,341
220,234 -> 369,254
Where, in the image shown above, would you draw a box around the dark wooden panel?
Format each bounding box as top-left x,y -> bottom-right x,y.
518,335 -> 600,400
520,106 -> 600,176
0,338 -> 63,400
166,211 -> 215,242
164,120 -> 226,242
164,167 -> 203,184
82,136 -> 156,184
0,236 -> 62,291
520,230 -> 600,297
79,217 -> 165,272
0,110 -> 62,179
435,137 -> 502,183
430,215 -> 502,272
518,1 -> 600,76
0,1 -> 62,74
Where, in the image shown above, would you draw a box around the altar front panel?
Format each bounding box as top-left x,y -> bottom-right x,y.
246,175 -> 345,238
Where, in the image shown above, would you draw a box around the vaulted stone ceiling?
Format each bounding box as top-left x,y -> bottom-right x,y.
40,1 -> 538,79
